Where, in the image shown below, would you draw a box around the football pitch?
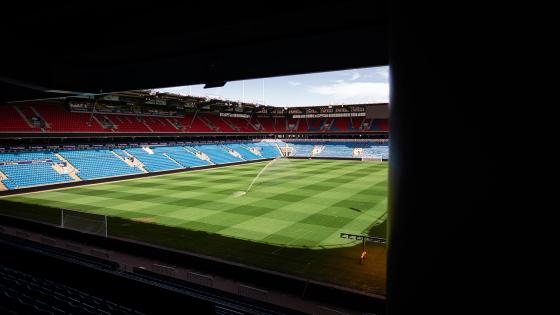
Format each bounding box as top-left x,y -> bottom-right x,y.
0,159 -> 388,294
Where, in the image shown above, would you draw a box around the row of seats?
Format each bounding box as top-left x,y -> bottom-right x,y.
287,143 -> 316,157
252,142 -> 283,158
0,143 -> 276,189
124,148 -> 182,172
190,145 -> 243,164
224,144 -> 261,160
0,263 -> 144,315
152,146 -> 210,168
315,143 -> 357,158
284,142 -> 390,159
0,163 -> 74,189
1,104 -> 388,133
0,152 -> 75,189
59,150 -> 143,180
0,142 -> 386,190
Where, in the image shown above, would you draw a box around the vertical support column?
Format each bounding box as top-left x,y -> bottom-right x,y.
387,2 -> 511,315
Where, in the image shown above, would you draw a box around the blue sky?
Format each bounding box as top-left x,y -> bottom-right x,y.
154,66 -> 389,107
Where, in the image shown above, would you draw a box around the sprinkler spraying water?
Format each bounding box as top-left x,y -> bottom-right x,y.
233,157 -> 280,197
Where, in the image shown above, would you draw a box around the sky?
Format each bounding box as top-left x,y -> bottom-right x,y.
153,66 -> 389,107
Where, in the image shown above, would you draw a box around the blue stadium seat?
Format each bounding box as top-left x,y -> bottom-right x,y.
149,146 -> 210,168
225,143 -> 262,160
315,142 -> 356,158
59,149 -> 142,180
286,143 -> 316,157
247,142 -> 282,159
0,152 -> 74,189
126,148 -> 183,172
191,145 -> 243,164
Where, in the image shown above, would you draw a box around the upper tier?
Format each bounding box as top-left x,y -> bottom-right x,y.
0,104 -> 388,134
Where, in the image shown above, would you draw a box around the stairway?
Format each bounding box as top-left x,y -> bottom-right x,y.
54,153 -> 82,181
142,120 -> 154,132
0,171 -> 8,190
120,150 -> 149,173
163,153 -> 185,167
249,119 -> 261,131
166,118 -> 181,130
352,147 -> 364,158
225,147 -> 245,160
13,105 -> 35,128
198,116 -> 217,131
311,145 -> 325,157
184,147 -> 213,164
30,106 -> 51,128
221,117 -> 240,131
243,144 -> 263,157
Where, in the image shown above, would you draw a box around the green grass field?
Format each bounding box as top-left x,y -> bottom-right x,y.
0,159 -> 388,295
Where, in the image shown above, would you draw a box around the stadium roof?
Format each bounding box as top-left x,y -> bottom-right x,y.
63,89 -> 388,115
0,2 -> 388,102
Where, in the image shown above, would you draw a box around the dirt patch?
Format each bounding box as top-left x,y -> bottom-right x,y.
131,217 -> 158,223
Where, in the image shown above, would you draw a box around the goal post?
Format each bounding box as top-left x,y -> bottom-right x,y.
361,155 -> 384,162
61,208 -> 108,237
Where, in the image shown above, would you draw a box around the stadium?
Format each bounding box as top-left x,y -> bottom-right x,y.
1,89 -> 390,314
0,3 -> 510,315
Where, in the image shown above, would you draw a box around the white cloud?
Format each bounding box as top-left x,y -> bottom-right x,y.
288,81 -> 302,86
362,67 -> 389,81
350,72 -> 361,81
308,81 -> 389,103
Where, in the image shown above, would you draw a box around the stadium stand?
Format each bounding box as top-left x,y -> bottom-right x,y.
257,117 -> 275,131
283,141 -> 390,159
178,113 -> 212,132
362,144 -> 390,159
370,119 -> 389,131
225,143 -> 262,160
143,116 -> 179,132
190,145 -> 243,164
152,146 -> 210,168
125,148 -> 182,172
0,152 -> 74,189
0,106 -> 37,132
0,141 -> 387,190
348,117 -> 364,130
110,115 -> 151,132
203,116 -> 236,132
36,104 -> 107,133
1,102 -> 389,134
307,118 -> 323,131
226,117 -> 256,132
0,263 -> 145,315
59,150 -> 143,180
330,117 -> 348,131
287,143 -> 316,157
248,142 -> 282,159
0,164 -> 73,189
314,142 -> 358,158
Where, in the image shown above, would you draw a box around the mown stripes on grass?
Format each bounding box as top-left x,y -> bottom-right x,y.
3,159 -> 388,249
1,159 -> 389,295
